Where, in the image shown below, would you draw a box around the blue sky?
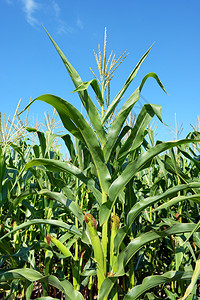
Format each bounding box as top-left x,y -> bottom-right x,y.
1,0 -> 200,142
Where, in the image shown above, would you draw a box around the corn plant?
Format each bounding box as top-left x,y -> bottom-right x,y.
1,29 -> 200,299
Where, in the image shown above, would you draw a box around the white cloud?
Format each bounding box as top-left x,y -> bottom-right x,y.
77,18 -> 83,30
21,0 -> 39,26
56,19 -> 74,35
51,0 -> 60,17
4,0 -> 76,35
51,1 -> 74,35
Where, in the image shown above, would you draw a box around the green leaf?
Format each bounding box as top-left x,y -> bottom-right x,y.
38,189 -> 84,224
163,153 -> 190,183
178,145 -> 200,171
0,219 -> 82,241
0,239 -> 14,256
25,282 -> 34,300
0,268 -> 43,282
116,223 -> 200,276
25,158 -> 102,204
164,288 -> 178,300
103,87 -> 140,162
20,97 -> 84,142
62,134 -> 76,163
43,27 -> 106,146
114,182 -> 200,252
118,103 -> 163,160
154,194 -> 200,212
72,79 -> 104,107
174,236 -> 185,271
100,139 -> 199,225
37,296 -> 59,300
26,127 -> 46,157
81,268 -> 97,276
181,259 -> 200,300
97,277 -> 117,300
124,270 -> 197,300
0,148 -> 6,192
183,219 -> 200,245
7,189 -> 37,214
98,269 -> 193,300
0,269 -> 84,300
21,94 -> 111,194
139,72 -> 167,94
102,45 -> 153,125
44,276 -> 84,300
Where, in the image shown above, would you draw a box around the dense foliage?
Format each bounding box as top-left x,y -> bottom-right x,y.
0,29 -> 200,299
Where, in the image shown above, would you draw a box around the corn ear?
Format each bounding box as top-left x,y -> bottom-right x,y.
84,214 -> 105,288
110,215 -> 120,272
47,235 -> 73,258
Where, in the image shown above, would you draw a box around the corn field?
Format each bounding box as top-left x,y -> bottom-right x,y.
0,28 -> 200,300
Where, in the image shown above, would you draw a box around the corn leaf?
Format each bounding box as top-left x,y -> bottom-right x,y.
114,182 -> 200,252
44,27 -> 106,146
100,139 -> 199,225
118,103 -> 162,160
180,259 -> 200,300
116,223 -> 200,276
38,189 -> 84,224
21,94 -> 111,194
0,269 -> 84,300
103,72 -> 165,162
103,87 -> 140,162
102,46 -> 153,125
154,194 -> 200,212
72,79 -> 104,107
25,158 -> 102,204
124,270 -> 198,300
0,219 -> 82,241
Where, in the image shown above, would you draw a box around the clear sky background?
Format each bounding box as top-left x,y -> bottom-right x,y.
1,0 -> 200,142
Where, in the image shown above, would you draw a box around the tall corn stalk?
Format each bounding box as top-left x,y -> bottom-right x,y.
0,28 -> 200,299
